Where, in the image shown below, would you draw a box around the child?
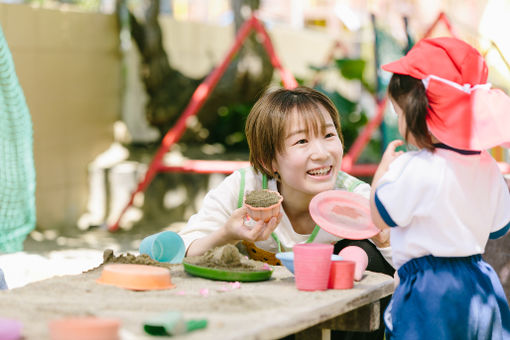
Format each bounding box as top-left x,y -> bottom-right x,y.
180,86 -> 394,339
371,37 -> 510,339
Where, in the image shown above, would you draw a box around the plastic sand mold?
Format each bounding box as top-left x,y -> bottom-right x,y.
0,317 -> 22,340
182,261 -> 272,282
309,190 -> 380,240
96,264 -> 175,291
143,311 -> 207,336
49,317 -> 120,340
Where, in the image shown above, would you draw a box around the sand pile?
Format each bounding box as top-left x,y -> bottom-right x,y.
184,244 -> 269,272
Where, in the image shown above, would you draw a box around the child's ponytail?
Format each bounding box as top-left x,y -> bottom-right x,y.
388,74 -> 434,151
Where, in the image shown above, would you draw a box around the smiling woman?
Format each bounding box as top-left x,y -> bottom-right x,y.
178,86 -> 395,340
179,87 -> 393,266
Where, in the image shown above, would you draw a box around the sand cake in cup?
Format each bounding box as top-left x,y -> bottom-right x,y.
244,189 -> 283,222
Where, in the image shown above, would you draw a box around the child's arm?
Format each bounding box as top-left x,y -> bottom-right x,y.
370,140 -> 404,231
186,208 -> 282,257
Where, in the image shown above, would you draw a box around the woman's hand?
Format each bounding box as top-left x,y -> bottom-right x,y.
185,207 -> 283,257
224,206 -> 283,243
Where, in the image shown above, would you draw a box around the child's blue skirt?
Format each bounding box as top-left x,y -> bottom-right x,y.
385,254 -> 510,340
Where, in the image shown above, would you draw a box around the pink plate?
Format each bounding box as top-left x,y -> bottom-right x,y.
309,190 -> 380,240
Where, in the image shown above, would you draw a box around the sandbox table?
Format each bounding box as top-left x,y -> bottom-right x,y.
0,265 -> 394,339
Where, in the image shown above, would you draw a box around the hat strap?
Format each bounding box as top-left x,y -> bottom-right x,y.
422,75 -> 491,94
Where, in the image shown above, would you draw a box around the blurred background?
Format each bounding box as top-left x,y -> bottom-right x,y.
0,0 -> 509,288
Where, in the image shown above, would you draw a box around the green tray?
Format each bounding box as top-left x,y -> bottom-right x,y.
182,262 -> 273,282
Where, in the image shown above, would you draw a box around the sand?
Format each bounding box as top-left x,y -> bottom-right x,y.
184,244 -> 268,271
244,190 -> 281,208
0,257 -> 394,340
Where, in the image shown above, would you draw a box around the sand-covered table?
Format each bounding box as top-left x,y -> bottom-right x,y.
0,263 -> 394,339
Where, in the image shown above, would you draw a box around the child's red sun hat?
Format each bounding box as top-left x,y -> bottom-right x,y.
382,37 -> 510,151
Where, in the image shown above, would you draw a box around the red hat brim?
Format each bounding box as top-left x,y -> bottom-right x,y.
381,59 -> 411,77
381,56 -> 428,79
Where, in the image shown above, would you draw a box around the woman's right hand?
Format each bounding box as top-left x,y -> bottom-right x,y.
224,206 -> 282,243
186,207 -> 282,257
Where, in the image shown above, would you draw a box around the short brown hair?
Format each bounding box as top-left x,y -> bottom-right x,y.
245,86 -> 343,179
388,74 -> 434,151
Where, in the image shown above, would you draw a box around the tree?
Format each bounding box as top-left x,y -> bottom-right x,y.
116,0 -> 274,145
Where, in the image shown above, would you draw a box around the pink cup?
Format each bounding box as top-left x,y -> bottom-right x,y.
328,260 -> 355,289
338,246 -> 368,281
293,243 -> 334,291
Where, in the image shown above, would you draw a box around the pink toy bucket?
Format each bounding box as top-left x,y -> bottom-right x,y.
293,243 -> 333,291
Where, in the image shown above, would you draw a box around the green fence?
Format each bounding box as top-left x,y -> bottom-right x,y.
0,25 -> 36,253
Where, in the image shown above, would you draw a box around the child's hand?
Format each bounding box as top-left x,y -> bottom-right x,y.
371,227 -> 390,248
225,207 -> 282,243
372,140 -> 404,188
379,140 -> 404,173
370,140 -> 405,232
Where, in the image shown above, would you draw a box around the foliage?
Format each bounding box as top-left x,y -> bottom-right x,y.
312,57 -> 382,164
334,58 -> 375,94
204,55 -> 383,165
209,103 -> 252,151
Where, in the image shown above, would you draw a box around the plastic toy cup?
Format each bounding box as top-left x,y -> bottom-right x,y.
49,317 -> 120,340
275,251 -> 343,275
293,243 -> 334,291
328,260 -> 355,289
0,317 -> 22,340
139,231 -> 185,263
338,246 -> 369,281
244,190 -> 283,223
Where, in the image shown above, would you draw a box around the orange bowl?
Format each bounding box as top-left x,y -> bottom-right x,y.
244,190 -> 283,223
96,264 -> 175,291
49,317 -> 120,340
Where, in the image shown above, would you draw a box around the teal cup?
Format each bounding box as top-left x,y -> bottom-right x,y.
139,231 -> 185,263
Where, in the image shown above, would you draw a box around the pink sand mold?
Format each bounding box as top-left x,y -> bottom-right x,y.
338,246 -> 368,281
293,243 -> 333,291
0,318 -> 22,340
309,190 -> 379,240
49,317 -> 120,340
328,260 -> 356,289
